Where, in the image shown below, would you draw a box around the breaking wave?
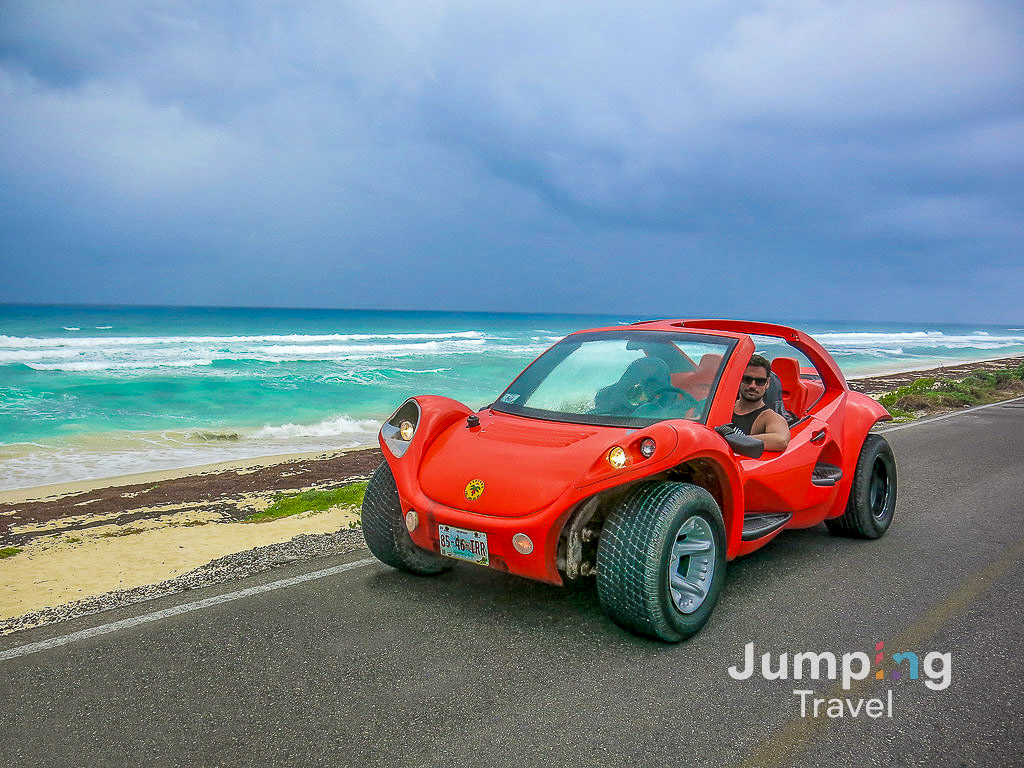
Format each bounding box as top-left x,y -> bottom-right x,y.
813,330 -> 1024,350
0,332 -> 499,372
0,414 -> 384,489
0,330 -> 486,348
251,414 -> 381,440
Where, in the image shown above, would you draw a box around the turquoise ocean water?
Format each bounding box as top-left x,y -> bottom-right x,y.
2,304 -> 1023,489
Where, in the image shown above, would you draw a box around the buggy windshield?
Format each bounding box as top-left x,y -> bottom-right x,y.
492,331 -> 735,427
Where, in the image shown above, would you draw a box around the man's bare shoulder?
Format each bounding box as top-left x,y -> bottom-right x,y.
754,407 -> 789,433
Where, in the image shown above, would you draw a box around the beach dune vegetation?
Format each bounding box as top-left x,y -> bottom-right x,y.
879,367 -> 1024,419
245,482 -> 368,523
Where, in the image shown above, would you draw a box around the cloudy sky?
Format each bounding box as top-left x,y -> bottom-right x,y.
1,1 -> 1022,322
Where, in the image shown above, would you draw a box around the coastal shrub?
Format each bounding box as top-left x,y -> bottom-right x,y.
885,392 -> 933,411
878,378 -> 937,409
935,392 -> 976,407
879,367 -> 1024,418
932,378 -> 983,404
245,481 -> 368,523
1014,362 -> 1024,380
961,375 -> 989,392
0,547 -> 22,559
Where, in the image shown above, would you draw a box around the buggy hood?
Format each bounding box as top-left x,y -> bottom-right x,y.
417,411 -> 626,517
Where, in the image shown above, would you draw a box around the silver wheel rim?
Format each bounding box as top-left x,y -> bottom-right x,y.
869,458 -> 891,520
667,515 -> 716,614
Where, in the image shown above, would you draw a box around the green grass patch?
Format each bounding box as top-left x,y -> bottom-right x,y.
885,407 -> 916,423
245,482 -> 368,523
98,527 -> 145,538
0,547 -> 23,559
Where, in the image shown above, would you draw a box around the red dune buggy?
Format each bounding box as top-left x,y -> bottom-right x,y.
361,319 -> 897,641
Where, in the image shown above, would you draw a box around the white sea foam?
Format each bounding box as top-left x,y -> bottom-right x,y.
829,347 -> 909,357
25,359 -> 216,372
3,328 -> 1021,355
0,341 -> 480,365
0,415 -> 384,489
0,331 -> 520,371
251,414 -> 381,440
0,331 -> 485,348
486,343 -> 551,355
387,367 -> 452,374
248,339 -> 485,356
3,327 -> 1021,376
813,330 -> 1024,349
0,348 -> 87,361
0,331 -> 499,372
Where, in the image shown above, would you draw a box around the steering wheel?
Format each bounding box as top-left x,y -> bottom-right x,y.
633,385 -> 700,416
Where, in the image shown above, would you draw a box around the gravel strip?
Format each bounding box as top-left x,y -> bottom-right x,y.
0,527 -> 367,636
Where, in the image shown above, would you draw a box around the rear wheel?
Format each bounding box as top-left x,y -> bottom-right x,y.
596,482 -> 726,642
362,462 -> 452,575
826,434 -> 897,539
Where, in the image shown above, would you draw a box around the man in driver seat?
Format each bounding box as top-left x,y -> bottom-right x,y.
732,354 -> 791,452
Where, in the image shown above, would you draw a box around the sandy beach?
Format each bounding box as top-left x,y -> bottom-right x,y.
3,355 -> 1023,635
0,448 -> 382,631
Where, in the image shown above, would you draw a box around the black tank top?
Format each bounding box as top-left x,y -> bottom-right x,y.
732,404 -> 770,435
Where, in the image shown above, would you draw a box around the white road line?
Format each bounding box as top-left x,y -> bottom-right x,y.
875,396 -> 1024,434
0,557 -> 378,663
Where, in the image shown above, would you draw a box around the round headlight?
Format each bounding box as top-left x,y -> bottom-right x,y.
399,420 -> 415,441
512,533 -> 534,554
607,446 -> 627,469
640,438 -> 656,458
405,509 -> 419,532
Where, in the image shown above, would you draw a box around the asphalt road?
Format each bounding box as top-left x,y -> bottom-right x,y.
2,401 -> 1023,768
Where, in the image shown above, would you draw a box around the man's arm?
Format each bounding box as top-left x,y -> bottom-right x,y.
752,409 -> 791,452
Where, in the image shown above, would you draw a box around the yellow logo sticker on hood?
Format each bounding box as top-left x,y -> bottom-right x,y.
465,479 -> 485,501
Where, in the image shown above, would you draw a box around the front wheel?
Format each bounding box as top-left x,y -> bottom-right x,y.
596,482 -> 727,642
826,434 -> 898,539
362,462 -> 452,575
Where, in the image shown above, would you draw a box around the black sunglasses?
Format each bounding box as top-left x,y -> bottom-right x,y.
742,375 -> 769,386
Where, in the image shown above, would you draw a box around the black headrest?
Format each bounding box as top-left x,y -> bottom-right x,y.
764,372 -> 784,412
765,372 -> 798,425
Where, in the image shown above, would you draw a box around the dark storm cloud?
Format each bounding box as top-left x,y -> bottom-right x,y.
1,1 -> 1022,321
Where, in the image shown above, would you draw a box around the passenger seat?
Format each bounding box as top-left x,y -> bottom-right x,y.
771,357 -> 809,420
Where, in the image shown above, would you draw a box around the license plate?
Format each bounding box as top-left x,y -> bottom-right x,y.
438,524 -> 489,566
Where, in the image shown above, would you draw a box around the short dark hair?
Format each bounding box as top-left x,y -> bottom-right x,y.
747,354 -> 771,376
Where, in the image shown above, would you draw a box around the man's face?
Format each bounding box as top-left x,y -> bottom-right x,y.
740,365 -> 769,403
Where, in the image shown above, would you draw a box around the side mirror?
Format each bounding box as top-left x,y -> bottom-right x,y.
714,425 -> 765,459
